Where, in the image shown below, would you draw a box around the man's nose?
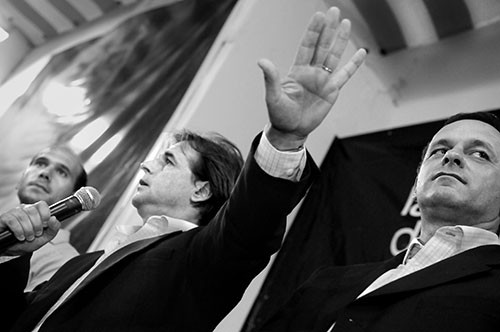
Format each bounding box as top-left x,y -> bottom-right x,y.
442,150 -> 464,167
38,168 -> 51,180
140,160 -> 157,174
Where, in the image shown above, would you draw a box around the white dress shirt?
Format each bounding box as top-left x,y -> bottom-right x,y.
25,229 -> 79,292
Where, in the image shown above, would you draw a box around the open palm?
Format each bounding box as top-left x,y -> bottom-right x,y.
259,7 -> 366,145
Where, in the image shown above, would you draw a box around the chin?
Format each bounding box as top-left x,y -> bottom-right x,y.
419,191 -> 463,209
18,192 -> 45,204
131,196 -> 139,208
131,194 -> 146,210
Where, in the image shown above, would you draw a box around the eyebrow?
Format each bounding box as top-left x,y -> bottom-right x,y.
427,139 -> 450,151
56,163 -> 72,175
469,139 -> 496,155
32,156 -> 73,175
163,151 -> 177,163
430,138 -> 497,155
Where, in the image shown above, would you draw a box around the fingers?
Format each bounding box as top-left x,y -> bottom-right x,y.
22,205 -> 44,238
322,48 -> 367,102
43,216 -> 61,240
334,48 -> 367,89
295,7 -> 355,69
258,58 -> 281,104
0,201 -> 51,242
310,7 -> 340,66
293,9 -> 330,67
323,19 -> 351,71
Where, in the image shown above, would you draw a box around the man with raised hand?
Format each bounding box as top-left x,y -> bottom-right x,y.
0,7 -> 365,332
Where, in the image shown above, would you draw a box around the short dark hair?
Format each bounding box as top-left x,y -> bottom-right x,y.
443,111 -> 500,133
30,145 -> 87,192
172,130 -> 244,226
74,166 -> 88,192
418,111 -> 500,170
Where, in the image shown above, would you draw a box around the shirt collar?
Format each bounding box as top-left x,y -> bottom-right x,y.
105,215 -> 198,254
116,215 -> 198,237
403,225 -> 500,265
456,225 -> 500,250
402,237 -> 423,264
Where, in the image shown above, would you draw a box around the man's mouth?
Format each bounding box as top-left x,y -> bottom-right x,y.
432,172 -> 466,184
28,182 -> 49,192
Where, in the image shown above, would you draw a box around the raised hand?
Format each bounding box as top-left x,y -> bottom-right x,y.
0,201 -> 60,255
258,7 -> 366,150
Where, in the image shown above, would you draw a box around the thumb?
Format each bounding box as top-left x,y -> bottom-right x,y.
257,58 -> 281,104
44,216 -> 61,240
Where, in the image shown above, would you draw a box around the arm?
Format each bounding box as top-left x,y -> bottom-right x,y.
0,201 -> 60,326
0,253 -> 32,330
193,4 -> 365,275
220,6 -> 367,245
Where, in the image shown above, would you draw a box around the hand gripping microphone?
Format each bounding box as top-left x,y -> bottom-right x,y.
0,186 -> 101,252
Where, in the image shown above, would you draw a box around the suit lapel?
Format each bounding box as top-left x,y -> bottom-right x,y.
65,231 -> 182,302
309,253 -> 404,325
343,254 -> 404,302
11,251 -> 104,332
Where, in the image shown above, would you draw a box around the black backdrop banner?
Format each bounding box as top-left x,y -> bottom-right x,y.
243,109 -> 500,331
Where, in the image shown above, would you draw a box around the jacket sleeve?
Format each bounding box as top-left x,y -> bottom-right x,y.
0,254 -> 31,330
190,132 -> 319,282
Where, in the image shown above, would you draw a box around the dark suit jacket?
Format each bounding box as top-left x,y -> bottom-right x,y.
259,245 -> 500,332
2,135 -> 318,332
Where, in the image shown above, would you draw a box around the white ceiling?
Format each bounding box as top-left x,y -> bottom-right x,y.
0,0 -> 179,47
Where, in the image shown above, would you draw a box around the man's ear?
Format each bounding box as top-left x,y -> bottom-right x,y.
191,181 -> 212,203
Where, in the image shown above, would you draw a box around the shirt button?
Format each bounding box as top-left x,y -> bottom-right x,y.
286,169 -> 294,176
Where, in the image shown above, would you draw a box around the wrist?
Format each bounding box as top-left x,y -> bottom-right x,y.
265,124 -> 306,151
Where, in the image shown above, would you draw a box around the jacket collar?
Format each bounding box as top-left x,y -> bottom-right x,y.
364,245 -> 500,298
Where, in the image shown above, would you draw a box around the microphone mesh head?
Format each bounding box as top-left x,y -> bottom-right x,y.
74,187 -> 101,211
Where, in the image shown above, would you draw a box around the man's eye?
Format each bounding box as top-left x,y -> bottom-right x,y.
162,158 -> 174,167
472,151 -> 490,160
56,169 -> 68,177
430,148 -> 446,156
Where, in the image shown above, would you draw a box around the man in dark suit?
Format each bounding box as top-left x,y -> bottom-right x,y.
258,110 -> 500,332
0,7 -> 366,332
15,145 -> 86,291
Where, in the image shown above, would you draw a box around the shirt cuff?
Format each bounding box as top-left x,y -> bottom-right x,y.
254,130 -> 306,182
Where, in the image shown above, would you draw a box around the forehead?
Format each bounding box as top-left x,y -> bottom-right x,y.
33,147 -> 82,173
431,120 -> 500,147
160,141 -> 199,165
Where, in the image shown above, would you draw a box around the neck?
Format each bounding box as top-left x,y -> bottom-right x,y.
419,213 -> 500,243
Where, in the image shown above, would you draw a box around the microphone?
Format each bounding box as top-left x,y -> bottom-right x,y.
0,186 -> 101,252
48,186 -> 101,221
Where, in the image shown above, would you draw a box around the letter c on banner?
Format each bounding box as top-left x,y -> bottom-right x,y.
390,220 -> 422,256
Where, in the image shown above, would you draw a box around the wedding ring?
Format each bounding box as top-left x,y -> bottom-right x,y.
321,65 -> 333,73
